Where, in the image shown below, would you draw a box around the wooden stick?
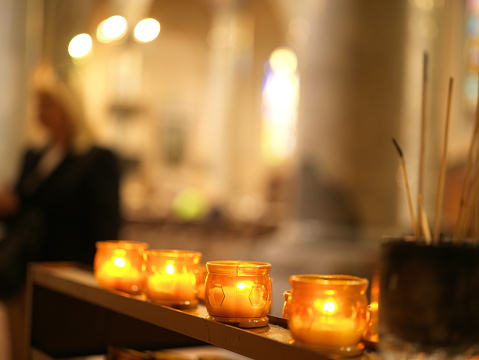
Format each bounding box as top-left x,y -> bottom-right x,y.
455,76 -> 479,242
474,206 -> 479,239
392,138 -> 420,238
474,175 -> 479,239
459,167 -> 479,240
472,173 -> 479,238
417,52 -> 429,239
433,77 -> 453,243
419,194 -> 432,244
474,146 -> 479,239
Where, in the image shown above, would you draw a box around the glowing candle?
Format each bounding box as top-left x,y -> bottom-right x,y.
94,241 -> 148,296
196,265 -> 207,301
143,250 -> 202,307
364,269 -> 380,343
204,261 -> 272,328
282,290 -> 291,319
288,275 -> 369,355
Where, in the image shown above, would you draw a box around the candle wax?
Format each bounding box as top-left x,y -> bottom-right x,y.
96,258 -> 142,294
146,273 -> 197,303
290,316 -> 362,347
207,284 -> 267,318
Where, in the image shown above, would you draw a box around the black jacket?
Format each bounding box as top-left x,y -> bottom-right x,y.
11,145 -> 121,265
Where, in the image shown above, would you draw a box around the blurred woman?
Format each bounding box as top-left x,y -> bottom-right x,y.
0,67 -> 121,359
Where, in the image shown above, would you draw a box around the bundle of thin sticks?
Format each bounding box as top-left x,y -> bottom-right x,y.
392,52 -> 467,244
454,82 -> 479,242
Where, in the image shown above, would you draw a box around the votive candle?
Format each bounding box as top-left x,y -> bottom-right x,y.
143,249 -> 202,307
94,240 -> 148,296
288,274 -> 369,355
204,261 -> 272,328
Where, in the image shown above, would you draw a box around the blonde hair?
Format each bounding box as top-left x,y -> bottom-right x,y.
31,65 -> 95,154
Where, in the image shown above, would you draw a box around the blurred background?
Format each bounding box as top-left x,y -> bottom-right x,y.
0,0 -> 476,315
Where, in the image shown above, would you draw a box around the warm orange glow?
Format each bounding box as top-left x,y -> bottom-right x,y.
143,250 -> 202,306
322,300 -> 336,314
288,275 -> 369,349
207,282 -> 264,319
113,256 -> 126,268
165,263 -> 175,275
282,290 -> 291,319
236,281 -> 252,290
94,241 -> 147,296
146,272 -> 196,304
204,261 -> 272,325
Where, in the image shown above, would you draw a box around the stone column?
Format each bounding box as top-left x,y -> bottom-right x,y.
292,0 -> 450,239
0,0 -> 29,184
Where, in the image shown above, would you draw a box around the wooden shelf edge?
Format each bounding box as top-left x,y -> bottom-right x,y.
27,263 -> 336,360
31,347 -> 54,360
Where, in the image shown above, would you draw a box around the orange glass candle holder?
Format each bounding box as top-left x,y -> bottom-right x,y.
196,264 -> 207,301
94,240 -> 148,296
143,250 -> 202,307
282,290 -> 291,319
204,261 -> 272,328
364,268 -> 380,344
288,274 -> 369,356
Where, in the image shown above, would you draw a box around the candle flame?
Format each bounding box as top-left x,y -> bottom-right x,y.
113,257 -> 126,268
165,263 -> 175,275
235,280 -> 254,291
322,301 -> 336,315
236,281 -> 255,290
236,282 -> 247,290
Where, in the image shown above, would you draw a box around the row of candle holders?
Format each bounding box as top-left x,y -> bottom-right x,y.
94,240 -> 377,355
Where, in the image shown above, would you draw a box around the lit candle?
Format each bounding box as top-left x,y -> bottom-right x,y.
204,261 -> 272,328
364,269 -> 380,343
208,281 -> 267,318
143,250 -> 202,307
282,290 -> 291,319
94,241 -> 148,296
288,275 -> 369,354
289,298 -> 363,346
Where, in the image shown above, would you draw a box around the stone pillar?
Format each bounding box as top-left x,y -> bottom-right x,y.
189,0 -> 463,235
293,0 -> 422,238
0,0 -> 29,184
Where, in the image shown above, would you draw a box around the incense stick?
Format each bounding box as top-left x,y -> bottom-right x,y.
474,145 -> 479,240
417,52 -> 429,239
433,77 -> 453,243
474,177 -> 479,238
392,138 -> 420,238
419,194 -> 432,243
455,76 -> 479,242
459,170 -> 479,240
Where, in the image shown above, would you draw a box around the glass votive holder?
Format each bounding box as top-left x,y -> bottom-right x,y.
143,249 -> 202,307
196,264 -> 207,301
288,274 -> 369,356
282,290 -> 291,319
364,268 -> 380,345
204,261 -> 272,328
94,240 -> 148,296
